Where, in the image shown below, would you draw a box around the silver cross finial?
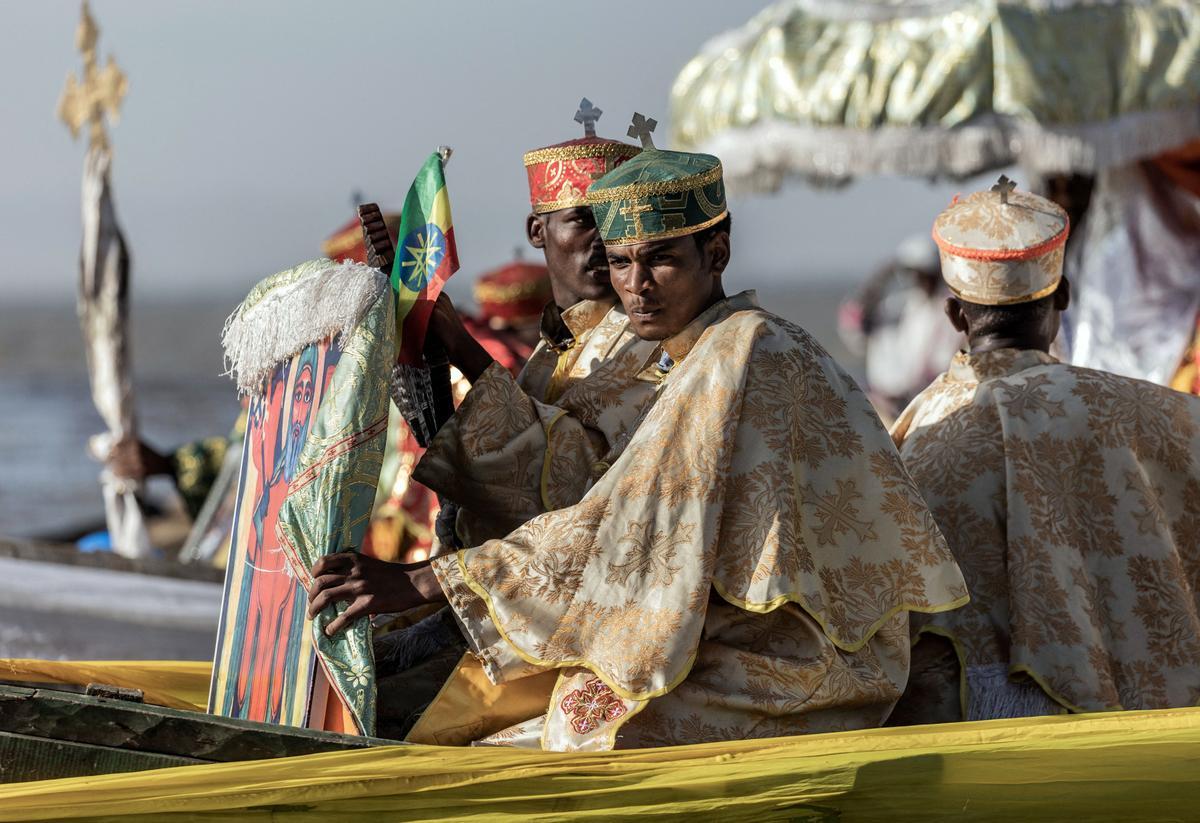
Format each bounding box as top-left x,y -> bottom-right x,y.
991,174 -> 1017,205
628,112 -> 657,149
575,98 -> 601,138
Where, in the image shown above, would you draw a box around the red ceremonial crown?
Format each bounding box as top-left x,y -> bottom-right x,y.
474,260 -> 553,326
523,98 -> 640,214
322,211 -> 400,264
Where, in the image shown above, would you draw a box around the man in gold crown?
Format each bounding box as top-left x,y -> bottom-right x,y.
890,177 -> 1200,725
308,117 -> 967,750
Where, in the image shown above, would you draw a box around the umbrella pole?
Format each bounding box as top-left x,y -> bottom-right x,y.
60,3 -> 150,559
78,146 -> 151,560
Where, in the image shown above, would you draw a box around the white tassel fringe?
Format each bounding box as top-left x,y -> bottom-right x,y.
221,258 -> 387,396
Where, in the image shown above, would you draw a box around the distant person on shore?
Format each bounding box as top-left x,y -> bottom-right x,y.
306,130 -> 967,751
106,422 -> 242,524
838,234 -> 963,422
890,178 -> 1200,725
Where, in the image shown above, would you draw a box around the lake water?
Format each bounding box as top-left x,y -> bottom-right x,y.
0,283 -> 858,539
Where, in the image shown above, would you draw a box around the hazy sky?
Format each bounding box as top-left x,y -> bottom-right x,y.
1,1 -> 981,306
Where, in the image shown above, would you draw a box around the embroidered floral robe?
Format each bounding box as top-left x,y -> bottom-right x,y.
430,291 -> 968,751
414,299 -> 660,547
892,348 -> 1200,719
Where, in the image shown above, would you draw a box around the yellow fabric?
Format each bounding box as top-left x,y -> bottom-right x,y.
0,658 -> 211,711
406,653 -> 559,746
4,705 -> 1200,821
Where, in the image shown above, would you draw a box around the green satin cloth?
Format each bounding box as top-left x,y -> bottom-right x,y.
588,148 -> 727,245
670,0 -> 1200,187
277,285 -> 394,735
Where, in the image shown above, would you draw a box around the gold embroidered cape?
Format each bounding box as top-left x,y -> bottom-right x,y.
431,291 -> 968,750
414,299 -> 659,546
893,348 -> 1200,717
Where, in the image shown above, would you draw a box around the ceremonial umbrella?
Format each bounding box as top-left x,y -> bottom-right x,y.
670,0 -> 1200,191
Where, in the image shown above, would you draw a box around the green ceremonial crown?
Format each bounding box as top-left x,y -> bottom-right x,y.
586,113 -> 727,246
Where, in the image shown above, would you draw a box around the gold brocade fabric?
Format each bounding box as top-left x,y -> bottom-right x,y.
892,348 -> 1200,716
432,291 -> 967,750
414,299 -> 659,547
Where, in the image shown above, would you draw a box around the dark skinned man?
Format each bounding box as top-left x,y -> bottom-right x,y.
305,104 -> 658,740
307,121 -> 967,751
410,101 -> 656,550
890,178 -> 1200,725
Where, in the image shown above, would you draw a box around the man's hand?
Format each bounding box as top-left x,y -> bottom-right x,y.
306,552 -> 446,637
426,292 -> 494,382
108,439 -> 172,482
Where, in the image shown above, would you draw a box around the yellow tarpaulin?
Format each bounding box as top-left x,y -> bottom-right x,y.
0,658 -> 210,711
2,660 -> 1199,821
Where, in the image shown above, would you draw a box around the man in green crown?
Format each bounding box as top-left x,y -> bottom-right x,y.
308,116 -> 967,750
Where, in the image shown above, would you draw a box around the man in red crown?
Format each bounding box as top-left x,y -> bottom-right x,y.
406,99 -> 660,548
366,259 -> 551,563
306,103 -> 671,739
461,258 -> 551,372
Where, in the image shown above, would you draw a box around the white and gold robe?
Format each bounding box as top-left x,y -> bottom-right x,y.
414,298 -> 658,547
420,291 -> 967,751
892,348 -> 1200,721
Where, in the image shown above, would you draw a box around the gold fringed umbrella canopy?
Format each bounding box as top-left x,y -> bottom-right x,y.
670,0 -> 1200,191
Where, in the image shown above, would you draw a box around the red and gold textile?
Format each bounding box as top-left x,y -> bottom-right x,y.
472,261 -> 551,329
321,212 -> 400,265
524,137 -> 640,214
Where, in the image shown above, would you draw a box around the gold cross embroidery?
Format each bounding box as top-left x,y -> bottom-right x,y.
58,1 -> 126,153
619,199 -> 653,237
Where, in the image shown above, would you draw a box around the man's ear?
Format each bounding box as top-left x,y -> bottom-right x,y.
1054,276 -> 1071,311
945,297 -> 969,334
526,213 -> 546,250
706,230 -> 731,277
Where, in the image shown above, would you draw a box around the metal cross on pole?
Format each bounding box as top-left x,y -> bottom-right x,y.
628,113 -> 657,150
575,98 -> 602,138
57,1 -> 126,154
991,174 -> 1017,205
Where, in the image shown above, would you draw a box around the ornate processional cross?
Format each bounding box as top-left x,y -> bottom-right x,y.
990,174 -> 1016,206
58,1 -> 127,154
575,98 -> 601,138
620,200 -> 653,236
627,113 -> 657,149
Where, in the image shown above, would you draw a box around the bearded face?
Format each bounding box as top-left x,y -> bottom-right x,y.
284,360 -> 315,479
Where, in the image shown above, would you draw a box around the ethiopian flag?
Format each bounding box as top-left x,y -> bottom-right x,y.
392,152 -> 459,365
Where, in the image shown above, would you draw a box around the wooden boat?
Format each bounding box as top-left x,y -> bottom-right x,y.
0,682 -> 397,784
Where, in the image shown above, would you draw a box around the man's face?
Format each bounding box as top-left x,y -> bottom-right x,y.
607,231 -> 728,341
528,207 -> 612,308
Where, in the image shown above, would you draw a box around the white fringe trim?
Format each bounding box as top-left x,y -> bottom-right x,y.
698,107 -> 1200,192
221,258 -> 388,395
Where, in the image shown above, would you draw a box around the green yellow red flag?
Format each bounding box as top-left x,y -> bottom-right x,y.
392,152 -> 459,365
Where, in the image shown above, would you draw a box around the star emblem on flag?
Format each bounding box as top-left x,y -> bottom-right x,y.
398,223 -> 447,291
